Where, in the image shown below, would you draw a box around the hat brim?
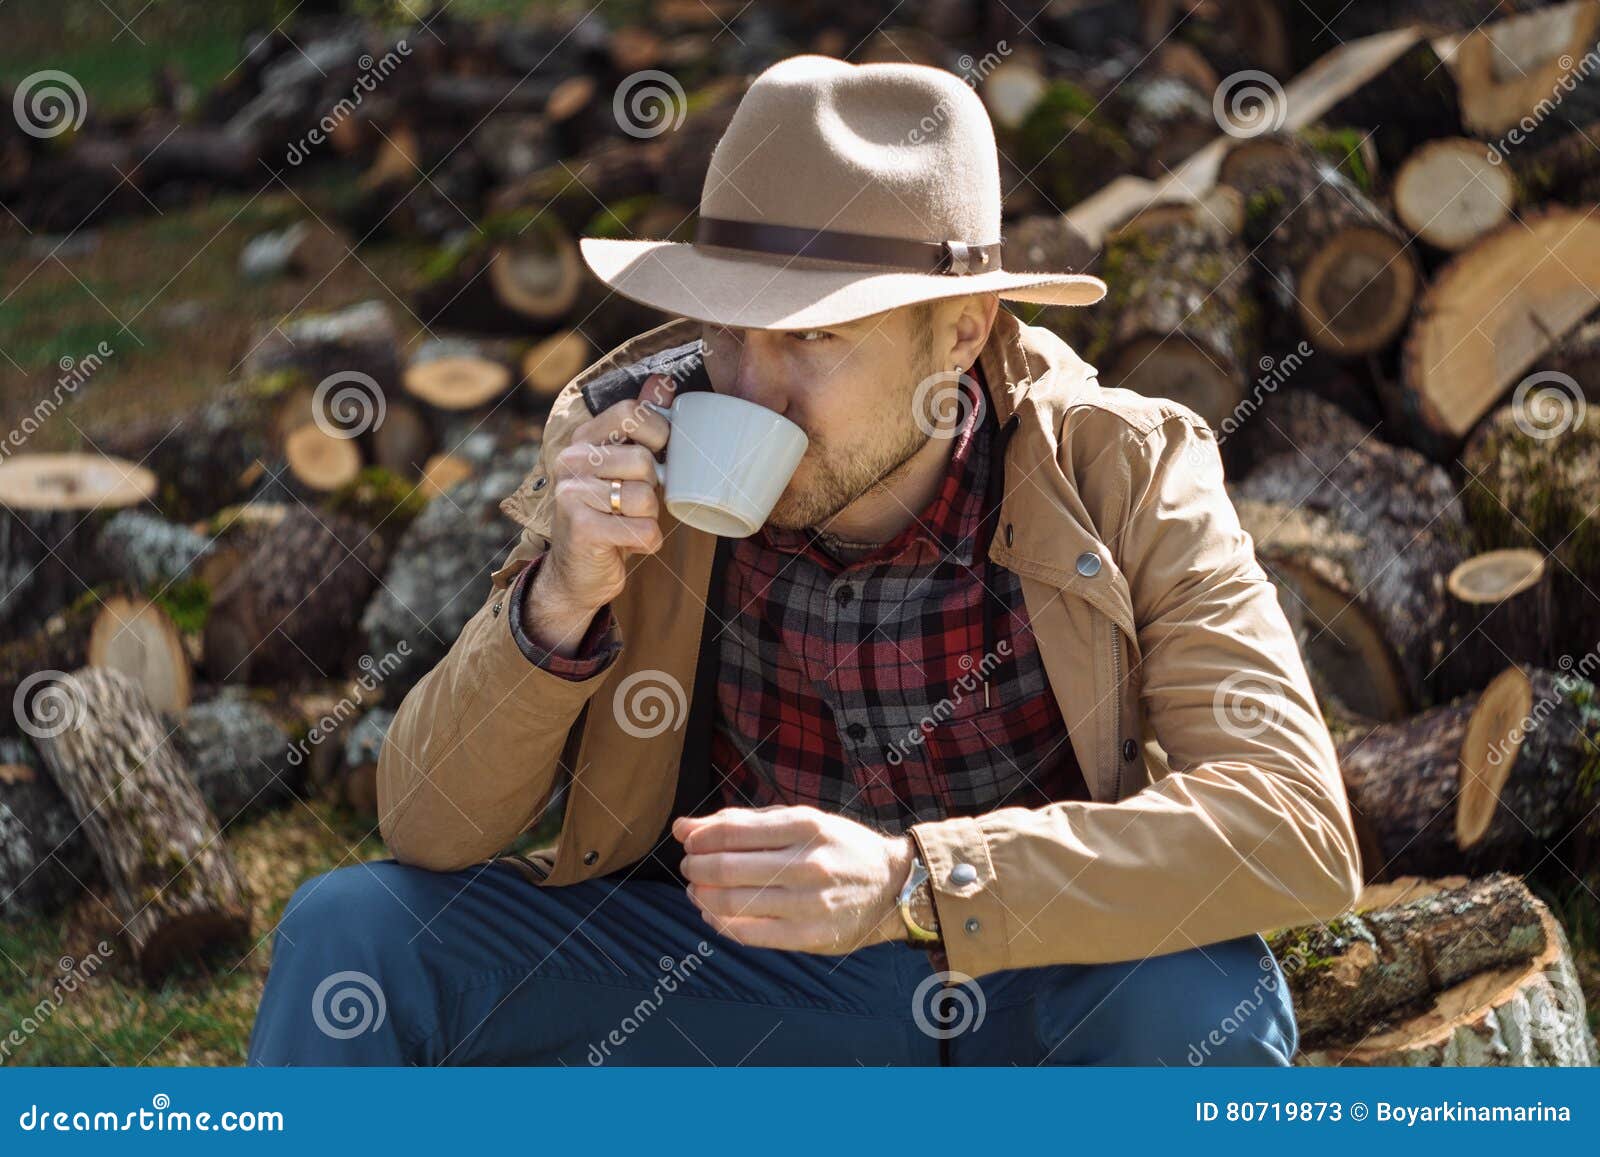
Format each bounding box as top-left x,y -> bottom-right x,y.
579,237 -> 1106,330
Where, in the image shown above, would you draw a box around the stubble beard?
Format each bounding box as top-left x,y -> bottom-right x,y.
764,340 -> 940,532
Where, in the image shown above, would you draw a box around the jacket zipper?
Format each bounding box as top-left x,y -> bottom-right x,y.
1109,620 -> 1124,799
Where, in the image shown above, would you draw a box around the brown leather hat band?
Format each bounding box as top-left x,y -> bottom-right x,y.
694,217 -> 1003,275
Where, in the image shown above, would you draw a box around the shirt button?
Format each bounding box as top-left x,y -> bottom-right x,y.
846,722 -> 866,741
1076,551 -> 1102,577
949,862 -> 978,886
964,917 -> 981,934
835,584 -> 854,607
492,601 -> 503,616
1123,738 -> 1138,761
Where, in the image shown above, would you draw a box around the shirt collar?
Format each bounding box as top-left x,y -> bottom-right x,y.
760,363 -> 993,570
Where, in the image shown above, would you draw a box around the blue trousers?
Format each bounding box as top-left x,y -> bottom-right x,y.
247,858 -> 1297,1066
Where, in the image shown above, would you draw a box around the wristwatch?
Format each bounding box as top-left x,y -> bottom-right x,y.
897,853 -> 942,945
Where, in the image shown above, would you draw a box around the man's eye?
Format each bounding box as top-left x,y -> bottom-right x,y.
790,330 -> 831,342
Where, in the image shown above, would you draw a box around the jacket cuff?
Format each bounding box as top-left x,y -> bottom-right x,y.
506,553 -> 621,680
909,816 -> 1016,978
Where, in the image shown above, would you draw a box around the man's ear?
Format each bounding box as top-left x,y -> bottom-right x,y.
949,292 -> 999,370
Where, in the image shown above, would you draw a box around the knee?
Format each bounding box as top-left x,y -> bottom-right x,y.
1143,936 -> 1298,1066
275,860 -> 438,968
1056,936 -> 1298,1066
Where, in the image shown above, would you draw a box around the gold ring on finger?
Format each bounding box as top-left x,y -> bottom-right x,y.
609,478 -> 623,514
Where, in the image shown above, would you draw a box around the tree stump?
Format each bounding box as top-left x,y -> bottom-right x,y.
34,668 -> 251,983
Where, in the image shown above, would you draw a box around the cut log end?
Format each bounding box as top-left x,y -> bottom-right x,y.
403,353 -> 513,410
1457,665 -> 1536,850
522,329 -> 591,401
1393,138 -> 1516,252
1447,549 -> 1547,605
1106,336 -> 1242,433
1297,226 -> 1418,356
284,424 -> 363,491
87,595 -> 192,719
0,453 -> 156,510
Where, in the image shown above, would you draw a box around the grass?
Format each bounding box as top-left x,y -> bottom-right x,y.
0,800 -> 386,1067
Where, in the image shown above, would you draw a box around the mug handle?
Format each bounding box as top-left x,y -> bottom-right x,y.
642,401 -> 672,487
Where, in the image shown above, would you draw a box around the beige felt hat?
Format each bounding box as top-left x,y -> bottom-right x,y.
580,54 -> 1107,330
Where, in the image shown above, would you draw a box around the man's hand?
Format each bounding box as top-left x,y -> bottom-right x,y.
522,373 -> 676,657
674,805 -> 915,954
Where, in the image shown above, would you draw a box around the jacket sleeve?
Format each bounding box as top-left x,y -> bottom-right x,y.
909,411 -> 1363,978
376,523 -> 620,872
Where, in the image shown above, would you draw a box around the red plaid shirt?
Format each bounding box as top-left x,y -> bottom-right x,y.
508,367 -> 1086,835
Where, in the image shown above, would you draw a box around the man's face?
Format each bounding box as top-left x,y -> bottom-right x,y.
698,303 -> 941,530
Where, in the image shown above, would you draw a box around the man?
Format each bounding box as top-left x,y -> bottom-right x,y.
248,55 -> 1361,1066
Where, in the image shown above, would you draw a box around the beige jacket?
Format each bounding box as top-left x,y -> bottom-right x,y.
377,308 -> 1363,979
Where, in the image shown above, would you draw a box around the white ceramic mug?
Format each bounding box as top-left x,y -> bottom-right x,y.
642,392 -> 809,537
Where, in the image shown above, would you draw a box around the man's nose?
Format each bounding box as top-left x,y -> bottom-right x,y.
713,331 -> 790,414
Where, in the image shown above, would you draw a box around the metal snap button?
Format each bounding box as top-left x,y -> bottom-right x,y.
1075,551 -> 1102,577
1004,523 -> 1014,547
949,862 -> 978,886
492,601 -> 503,616
1123,738 -> 1138,761
582,850 -> 599,865
532,476 -> 547,491
964,917 -> 981,934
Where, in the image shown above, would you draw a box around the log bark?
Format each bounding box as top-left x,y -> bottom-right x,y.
1269,873 -> 1550,1042
34,668 -> 251,983
91,510 -> 215,594
1084,193 -> 1258,432
1291,876 -> 1597,1066
1219,132 -> 1419,356
0,454 -> 156,636
1461,401 -> 1600,649
334,707 -> 393,818
1438,550 -> 1558,699
0,738 -> 100,920
1233,436 -> 1467,717
1454,1 -> 1600,141
1337,666 -> 1600,880
205,507 -> 386,686
175,693 -> 297,828
242,299 -> 401,400
361,443 -> 541,696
